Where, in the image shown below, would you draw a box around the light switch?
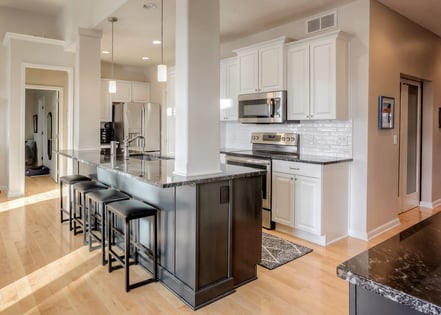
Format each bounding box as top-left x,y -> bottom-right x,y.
393,135 -> 398,145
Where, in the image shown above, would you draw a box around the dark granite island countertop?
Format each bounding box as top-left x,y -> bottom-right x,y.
58,149 -> 264,310
337,212 -> 441,315
58,149 -> 266,187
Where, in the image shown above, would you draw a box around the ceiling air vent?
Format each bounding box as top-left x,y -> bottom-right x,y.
306,12 -> 337,34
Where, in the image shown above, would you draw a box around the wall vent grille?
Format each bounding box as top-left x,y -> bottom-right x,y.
306,12 -> 337,34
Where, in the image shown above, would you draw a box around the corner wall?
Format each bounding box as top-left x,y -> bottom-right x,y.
367,1 -> 441,232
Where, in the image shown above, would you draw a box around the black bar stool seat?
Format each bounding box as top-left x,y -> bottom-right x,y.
60,175 -> 91,230
72,181 -> 108,243
87,189 -> 130,265
107,199 -> 158,292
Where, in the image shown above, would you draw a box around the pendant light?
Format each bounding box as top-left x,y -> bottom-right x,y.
108,17 -> 118,93
157,0 -> 167,82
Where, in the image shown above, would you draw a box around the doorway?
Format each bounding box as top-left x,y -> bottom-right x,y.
398,78 -> 422,213
25,87 -> 62,182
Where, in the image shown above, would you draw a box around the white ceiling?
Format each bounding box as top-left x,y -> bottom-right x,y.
1,0 -> 441,67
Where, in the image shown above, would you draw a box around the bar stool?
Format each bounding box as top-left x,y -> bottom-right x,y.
60,175 -> 91,230
72,181 -> 108,244
87,189 -> 130,265
107,199 -> 158,292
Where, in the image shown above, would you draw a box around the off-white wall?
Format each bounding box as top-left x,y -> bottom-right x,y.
101,61 -> 149,82
367,1 -> 441,232
0,7 -> 61,191
4,37 -> 75,196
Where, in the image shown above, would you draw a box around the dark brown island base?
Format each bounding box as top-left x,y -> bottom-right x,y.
58,150 -> 265,310
337,212 -> 441,315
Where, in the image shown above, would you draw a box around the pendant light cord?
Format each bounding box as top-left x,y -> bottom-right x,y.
161,0 -> 164,65
111,20 -> 114,80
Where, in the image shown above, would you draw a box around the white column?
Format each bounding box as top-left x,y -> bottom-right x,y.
174,0 -> 221,176
74,28 -> 102,150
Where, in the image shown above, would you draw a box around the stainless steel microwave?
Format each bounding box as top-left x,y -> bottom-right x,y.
238,90 -> 287,123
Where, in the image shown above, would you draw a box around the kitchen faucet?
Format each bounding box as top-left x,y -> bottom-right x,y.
123,135 -> 145,158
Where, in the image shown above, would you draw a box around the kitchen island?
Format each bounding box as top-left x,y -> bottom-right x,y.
58,150 -> 265,309
337,212 -> 441,315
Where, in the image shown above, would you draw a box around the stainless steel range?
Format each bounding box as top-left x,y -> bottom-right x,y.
224,132 -> 299,229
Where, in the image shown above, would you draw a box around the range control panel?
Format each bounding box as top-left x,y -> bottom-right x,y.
251,132 -> 299,146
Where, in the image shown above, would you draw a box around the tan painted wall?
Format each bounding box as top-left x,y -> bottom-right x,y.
101,61 -> 149,82
367,1 -> 441,231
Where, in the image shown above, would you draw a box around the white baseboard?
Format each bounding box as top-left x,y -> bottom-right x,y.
348,229 -> 368,241
419,199 -> 441,210
367,218 -> 400,240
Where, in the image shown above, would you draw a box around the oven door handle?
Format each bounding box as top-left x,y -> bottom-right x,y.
225,155 -> 271,166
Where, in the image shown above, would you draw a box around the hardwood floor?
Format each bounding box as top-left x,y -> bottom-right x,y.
0,176 -> 439,314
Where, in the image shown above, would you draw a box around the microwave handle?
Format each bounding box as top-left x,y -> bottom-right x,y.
268,99 -> 274,116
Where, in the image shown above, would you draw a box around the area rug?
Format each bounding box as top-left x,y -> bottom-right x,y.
260,232 -> 313,270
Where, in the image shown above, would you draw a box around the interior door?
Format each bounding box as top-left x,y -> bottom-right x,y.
399,79 -> 421,213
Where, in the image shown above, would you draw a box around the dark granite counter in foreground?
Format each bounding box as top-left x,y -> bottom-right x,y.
59,149 -> 266,188
337,212 -> 441,315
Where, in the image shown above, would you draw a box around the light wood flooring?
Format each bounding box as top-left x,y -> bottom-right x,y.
0,176 -> 439,314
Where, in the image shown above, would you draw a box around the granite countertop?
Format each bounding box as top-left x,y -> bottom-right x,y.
220,148 -> 352,165
58,150 -> 266,188
337,212 -> 441,315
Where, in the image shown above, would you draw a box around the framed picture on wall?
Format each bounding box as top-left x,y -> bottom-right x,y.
378,96 -> 395,129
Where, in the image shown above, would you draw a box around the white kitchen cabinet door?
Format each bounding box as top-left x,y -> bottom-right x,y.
287,44 -> 310,120
309,38 -> 336,120
220,57 -> 239,121
272,171 -> 295,227
131,82 -> 150,103
238,49 -> 259,94
112,81 -> 131,102
294,175 -> 321,235
286,31 -> 348,121
259,44 -> 285,92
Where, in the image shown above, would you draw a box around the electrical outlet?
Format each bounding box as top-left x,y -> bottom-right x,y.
336,135 -> 348,145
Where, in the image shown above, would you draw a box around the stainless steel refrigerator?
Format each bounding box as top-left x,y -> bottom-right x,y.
112,102 -> 161,153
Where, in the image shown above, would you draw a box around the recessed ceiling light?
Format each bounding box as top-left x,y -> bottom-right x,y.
143,3 -> 157,9
102,50 -> 110,54
142,57 -> 150,60
152,40 -> 161,45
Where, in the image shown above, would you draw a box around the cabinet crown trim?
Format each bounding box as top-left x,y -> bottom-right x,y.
286,30 -> 351,48
233,36 -> 291,54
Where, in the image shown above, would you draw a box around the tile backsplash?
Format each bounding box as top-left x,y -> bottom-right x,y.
220,120 -> 352,158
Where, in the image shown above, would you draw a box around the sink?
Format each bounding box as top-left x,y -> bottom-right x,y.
130,153 -> 174,161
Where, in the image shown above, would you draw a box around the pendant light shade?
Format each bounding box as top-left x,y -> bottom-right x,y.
108,17 -> 118,94
157,0 -> 167,82
157,64 -> 167,82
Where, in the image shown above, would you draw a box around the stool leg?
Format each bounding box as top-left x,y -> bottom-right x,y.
82,193 -> 88,245
125,220 -> 130,292
60,182 -> 63,224
73,188 -> 77,234
108,210 -> 113,273
68,183 -> 73,231
101,203 -> 107,265
154,213 -> 158,280
88,197 -> 94,250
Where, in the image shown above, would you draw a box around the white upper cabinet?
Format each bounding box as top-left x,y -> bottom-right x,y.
131,82 -> 150,103
234,37 -> 287,94
100,80 -> 151,121
286,30 -> 349,120
220,57 -> 239,121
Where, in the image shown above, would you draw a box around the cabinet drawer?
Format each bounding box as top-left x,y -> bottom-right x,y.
272,160 -> 322,178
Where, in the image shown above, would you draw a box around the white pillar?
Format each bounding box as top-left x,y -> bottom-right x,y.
174,0 -> 221,176
74,28 -> 102,150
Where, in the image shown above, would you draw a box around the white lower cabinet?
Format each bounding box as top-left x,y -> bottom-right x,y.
272,159 -> 349,246
272,172 -> 295,227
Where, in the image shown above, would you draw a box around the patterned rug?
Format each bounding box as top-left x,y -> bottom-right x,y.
260,232 -> 313,270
